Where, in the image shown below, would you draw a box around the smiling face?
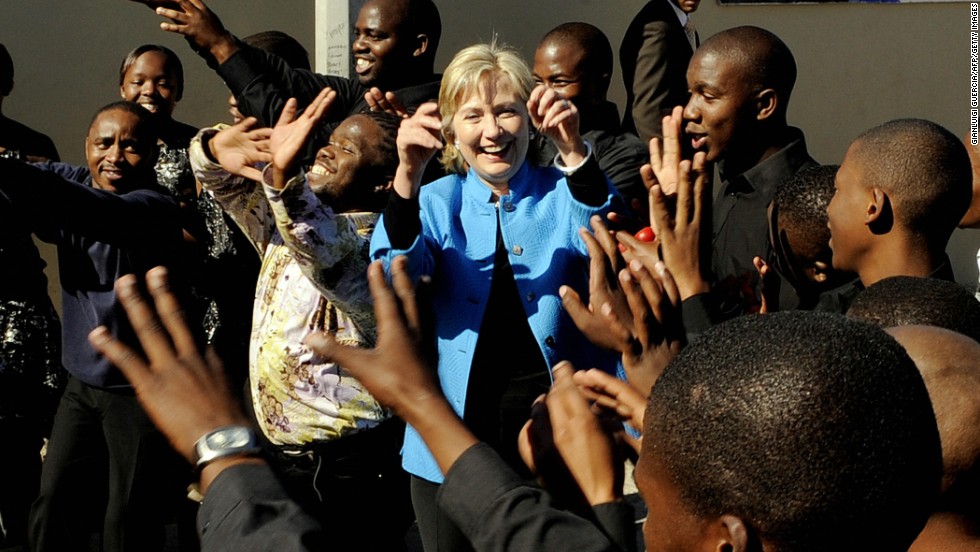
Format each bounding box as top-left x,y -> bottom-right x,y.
533,41 -> 594,110
450,76 -> 530,191
682,50 -> 758,163
307,114 -> 386,211
827,142 -> 872,272
85,108 -> 157,193
120,50 -> 181,118
671,0 -> 702,13
352,0 -> 415,88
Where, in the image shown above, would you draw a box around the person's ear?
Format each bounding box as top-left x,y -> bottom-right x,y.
119,85 -> 127,101
867,187 -> 894,234
866,187 -> 886,223
706,515 -> 752,552
413,33 -> 430,58
754,88 -> 778,121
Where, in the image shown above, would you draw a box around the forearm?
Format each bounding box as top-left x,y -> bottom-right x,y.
189,128 -> 272,251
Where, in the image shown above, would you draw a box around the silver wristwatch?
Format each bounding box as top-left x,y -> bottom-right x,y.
193,425 -> 261,470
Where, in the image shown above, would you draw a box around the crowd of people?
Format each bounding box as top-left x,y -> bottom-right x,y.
1,0 -> 978,551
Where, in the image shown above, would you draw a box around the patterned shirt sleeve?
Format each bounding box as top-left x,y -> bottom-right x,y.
262,167 -> 376,338
188,127 -> 274,255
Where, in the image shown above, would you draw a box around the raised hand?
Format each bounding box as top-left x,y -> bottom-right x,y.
269,87 -> 337,188
617,261 -> 684,396
561,216 -> 633,352
209,117 -> 273,182
151,0 -> 239,64
364,87 -> 410,119
574,368 -> 647,450
304,257 -> 478,475
87,268 -> 250,466
624,108 -> 710,301
392,102 -> 443,199
640,106 -> 685,196
518,362 -> 622,507
527,85 -> 586,167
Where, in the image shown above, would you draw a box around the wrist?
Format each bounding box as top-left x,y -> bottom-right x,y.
210,32 -> 240,65
393,165 -> 421,199
198,456 -> 266,496
557,137 -> 588,167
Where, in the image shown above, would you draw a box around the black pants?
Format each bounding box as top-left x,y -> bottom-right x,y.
28,377 -> 189,552
264,419 -> 414,551
411,475 -> 475,552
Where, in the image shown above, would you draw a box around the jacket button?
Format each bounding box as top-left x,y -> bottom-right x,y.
545,336 -> 555,347
525,291 -> 536,302
502,201 -> 515,212
511,245 -> 523,255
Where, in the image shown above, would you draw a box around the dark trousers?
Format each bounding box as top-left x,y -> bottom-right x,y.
28,377 -> 188,552
0,418 -> 43,549
263,419 -> 414,551
410,475 -> 474,552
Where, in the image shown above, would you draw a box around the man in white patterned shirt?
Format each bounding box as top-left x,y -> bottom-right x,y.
189,89 -> 412,549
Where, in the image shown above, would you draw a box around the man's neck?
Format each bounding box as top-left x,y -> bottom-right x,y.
720,125 -> 794,180
858,235 -> 947,287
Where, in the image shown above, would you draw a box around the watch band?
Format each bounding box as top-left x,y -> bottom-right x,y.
193,425 -> 262,471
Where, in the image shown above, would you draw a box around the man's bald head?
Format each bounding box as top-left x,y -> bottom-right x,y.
534,22 -> 613,110
851,119 -> 971,245
696,26 -> 797,118
887,326 -> 980,516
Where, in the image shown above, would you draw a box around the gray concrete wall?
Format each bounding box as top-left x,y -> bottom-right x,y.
3,0 -> 977,302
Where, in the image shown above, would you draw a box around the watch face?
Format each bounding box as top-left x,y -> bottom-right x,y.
206,427 -> 252,450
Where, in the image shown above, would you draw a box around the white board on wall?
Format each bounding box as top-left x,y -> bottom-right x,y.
314,0 -> 366,77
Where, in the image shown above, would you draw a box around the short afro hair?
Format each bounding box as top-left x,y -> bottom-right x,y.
646,311 -> 941,552
87,100 -> 158,142
773,164 -> 838,262
846,276 -> 980,343
697,26 -> 797,115
539,22 -> 613,80
852,119 -> 971,246
242,31 -> 310,71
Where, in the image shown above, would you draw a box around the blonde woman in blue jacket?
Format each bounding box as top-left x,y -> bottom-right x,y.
371,41 -> 620,552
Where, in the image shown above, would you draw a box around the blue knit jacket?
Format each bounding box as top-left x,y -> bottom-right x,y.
371,160 -> 619,483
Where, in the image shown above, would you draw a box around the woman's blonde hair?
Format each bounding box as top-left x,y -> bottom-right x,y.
438,40 -> 534,175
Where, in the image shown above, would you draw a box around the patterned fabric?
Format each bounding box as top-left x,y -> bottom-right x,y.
190,130 -> 386,446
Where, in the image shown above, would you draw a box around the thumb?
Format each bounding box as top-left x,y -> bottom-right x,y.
304,332 -> 369,373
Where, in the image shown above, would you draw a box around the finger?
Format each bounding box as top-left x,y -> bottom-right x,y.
691,152 -> 709,227
619,268 -> 650,346
630,260 -> 667,328
385,91 -> 408,117
155,7 -> 188,22
599,301 -> 634,352
648,184 -> 672,242
551,360 -> 575,388
304,331 -> 373,375
306,88 -> 337,122
559,285 -> 596,335
275,98 -> 299,128
364,87 -> 383,110
588,216 -> 619,269
652,261 -> 681,307
88,326 -> 151,389
648,136 -> 663,176
390,256 -> 419,333
580,227 -> 611,292
238,166 -> 265,182
113,274 -> 175,367
144,267 -> 197,358
639,163 -> 658,193
675,159 -> 693,226
616,230 -> 660,268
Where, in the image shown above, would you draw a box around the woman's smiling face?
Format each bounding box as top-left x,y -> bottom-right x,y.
450,75 -> 530,191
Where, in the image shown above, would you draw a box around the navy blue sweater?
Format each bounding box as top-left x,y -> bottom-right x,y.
0,159 -> 182,388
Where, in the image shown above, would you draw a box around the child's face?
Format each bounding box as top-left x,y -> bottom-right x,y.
827,143 -> 870,273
